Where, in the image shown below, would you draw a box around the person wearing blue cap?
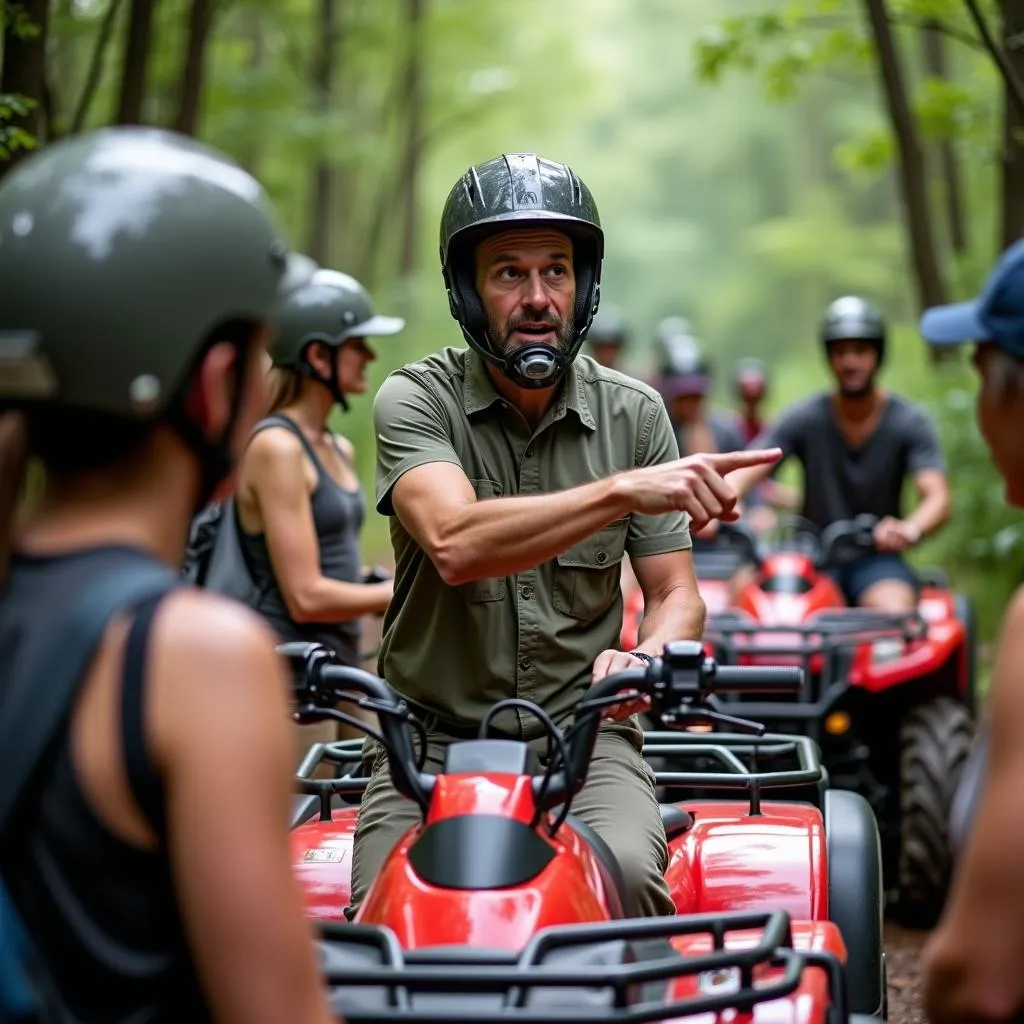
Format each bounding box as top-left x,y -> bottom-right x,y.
920,237 -> 1024,1024
724,295 -> 952,614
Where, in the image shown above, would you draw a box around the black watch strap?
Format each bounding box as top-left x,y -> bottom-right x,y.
628,650 -> 654,666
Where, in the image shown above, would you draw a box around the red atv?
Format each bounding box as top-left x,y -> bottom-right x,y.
624,515 -> 974,926
284,640 -> 887,1018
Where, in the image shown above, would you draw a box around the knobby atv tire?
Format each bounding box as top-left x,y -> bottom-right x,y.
897,696 -> 973,927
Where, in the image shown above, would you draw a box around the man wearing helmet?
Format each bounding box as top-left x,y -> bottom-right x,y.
655,322 -> 746,458
732,358 -> 770,445
349,153 -> 780,918
584,302 -> 630,369
728,297 -> 951,612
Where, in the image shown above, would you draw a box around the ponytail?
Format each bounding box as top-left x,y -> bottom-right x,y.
0,410 -> 28,588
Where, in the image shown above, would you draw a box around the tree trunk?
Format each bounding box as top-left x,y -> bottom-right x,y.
71,0 -> 124,133
397,0 -> 425,277
172,0 -> 215,136
999,0 -> 1024,249
921,22 -> 968,255
234,5 -> 265,175
307,0 -> 339,265
861,0 -> 947,318
114,0 -> 158,125
0,0 -> 51,175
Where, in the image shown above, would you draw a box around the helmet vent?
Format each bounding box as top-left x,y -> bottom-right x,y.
128,373 -> 161,412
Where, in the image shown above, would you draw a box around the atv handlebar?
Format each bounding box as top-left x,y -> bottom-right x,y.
280,640 -> 804,818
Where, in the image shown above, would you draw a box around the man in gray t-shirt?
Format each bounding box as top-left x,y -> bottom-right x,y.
729,297 -> 951,612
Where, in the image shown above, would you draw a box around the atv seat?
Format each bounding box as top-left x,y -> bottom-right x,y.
659,804 -> 694,840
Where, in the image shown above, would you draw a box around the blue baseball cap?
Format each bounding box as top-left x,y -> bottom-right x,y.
920,238 -> 1024,354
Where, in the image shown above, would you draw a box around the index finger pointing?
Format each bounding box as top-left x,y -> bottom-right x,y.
705,448 -> 783,474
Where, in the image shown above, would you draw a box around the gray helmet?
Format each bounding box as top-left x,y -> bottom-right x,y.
733,357 -> 769,397
271,268 -> 404,410
658,332 -> 711,399
587,303 -> 629,347
439,152 -> 604,389
655,316 -> 694,347
820,296 -> 887,364
0,125 -> 312,419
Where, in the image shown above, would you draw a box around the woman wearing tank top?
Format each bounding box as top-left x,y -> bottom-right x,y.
0,129 -> 338,1023
234,270 -> 399,749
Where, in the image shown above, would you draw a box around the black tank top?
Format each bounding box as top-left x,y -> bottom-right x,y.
0,545 -> 209,1024
240,414 -> 366,666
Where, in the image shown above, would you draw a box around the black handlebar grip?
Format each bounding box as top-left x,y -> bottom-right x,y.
708,664 -> 804,693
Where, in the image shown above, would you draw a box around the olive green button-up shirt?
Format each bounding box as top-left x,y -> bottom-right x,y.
372,346 -> 691,736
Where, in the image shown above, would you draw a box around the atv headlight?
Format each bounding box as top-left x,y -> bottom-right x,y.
871,638 -> 904,663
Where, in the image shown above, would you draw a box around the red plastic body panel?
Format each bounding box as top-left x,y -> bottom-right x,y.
665,920 -> 846,1023
291,810 -> 358,922
666,801 -> 828,922
291,793 -> 830,937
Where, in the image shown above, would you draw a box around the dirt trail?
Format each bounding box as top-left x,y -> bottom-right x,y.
885,921 -> 929,1023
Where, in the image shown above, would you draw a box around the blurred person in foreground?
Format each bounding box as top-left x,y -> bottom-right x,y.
345,152 -> 781,920
0,126 -> 336,1024
725,297 -> 951,613
919,238 -> 1024,1024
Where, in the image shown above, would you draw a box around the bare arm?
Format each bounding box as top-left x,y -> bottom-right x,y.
391,449 -> 781,587
922,589 -> 1024,1023
152,595 -> 337,1024
250,430 -> 391,622
630,549 -> 706,654
905,468 -> 952,539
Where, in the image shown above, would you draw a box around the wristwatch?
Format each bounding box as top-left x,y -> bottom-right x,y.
629,651 -> 654,666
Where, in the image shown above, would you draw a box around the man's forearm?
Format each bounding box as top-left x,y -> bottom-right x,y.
906,488 -> 951,539
632,585 -> 706,655
729,462 -> 776,502
437,476 -> 633,585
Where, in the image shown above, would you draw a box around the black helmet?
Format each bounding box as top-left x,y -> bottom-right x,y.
439,152 -> 604,389
820,296 -> 887,364
587,304 -> 628,347
658,331 -> 711,398
733,357 -> 769,397
0,125 -> 313,503
271,268 -> 404,410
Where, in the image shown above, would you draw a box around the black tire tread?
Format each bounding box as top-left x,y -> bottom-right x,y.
898,696 -> 973,926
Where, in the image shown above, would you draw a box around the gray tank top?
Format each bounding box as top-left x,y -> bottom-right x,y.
240,414 -> 366,666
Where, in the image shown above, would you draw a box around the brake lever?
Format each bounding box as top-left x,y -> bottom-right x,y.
661,705 -> 767,737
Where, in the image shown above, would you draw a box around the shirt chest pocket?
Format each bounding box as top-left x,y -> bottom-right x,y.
457,478 -> 507,603
553,520 -> 628,622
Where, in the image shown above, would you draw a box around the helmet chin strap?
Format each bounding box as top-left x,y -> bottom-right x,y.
296,351 -> 350,412
503,343 -> 569,390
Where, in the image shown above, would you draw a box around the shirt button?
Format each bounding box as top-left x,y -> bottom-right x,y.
521,586 -> 533,600
525,445 -> 535,457
596,551 -> 608,565
519,656 -> 531,671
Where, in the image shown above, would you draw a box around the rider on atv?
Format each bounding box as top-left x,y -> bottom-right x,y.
919,239 -> 1024,1024
732,357 -> 770,445
345,152 -> 780,921
584,301 -> 629,369
728,296 -> 952,613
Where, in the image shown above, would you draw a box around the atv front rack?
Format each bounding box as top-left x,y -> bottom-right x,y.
292,739 -> 369,825
317,909 -> 847,1023
642,730 -> 825,814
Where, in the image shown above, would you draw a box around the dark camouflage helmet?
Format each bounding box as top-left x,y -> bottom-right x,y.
820,296 -> 887,365
0,125 -> 313,419
439,152 -> 604,389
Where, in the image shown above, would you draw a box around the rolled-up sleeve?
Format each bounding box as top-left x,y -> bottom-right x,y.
373,370 -> 464,516
626,400 -> 692,558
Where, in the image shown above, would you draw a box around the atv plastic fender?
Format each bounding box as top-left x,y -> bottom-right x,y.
825,788 -> 885,1017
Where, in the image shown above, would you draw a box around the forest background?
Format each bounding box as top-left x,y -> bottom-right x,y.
4,0 -> 1022,655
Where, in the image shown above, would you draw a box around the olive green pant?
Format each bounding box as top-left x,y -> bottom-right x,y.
346,720 -> 675,919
